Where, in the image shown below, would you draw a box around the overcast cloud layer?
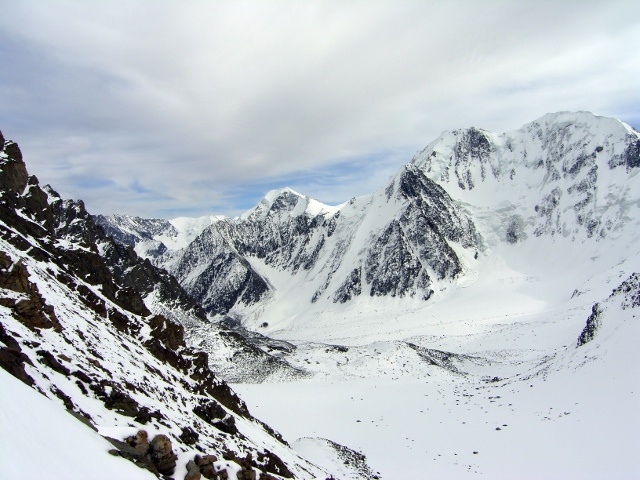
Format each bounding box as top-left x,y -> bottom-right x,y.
1,1 -> 639,218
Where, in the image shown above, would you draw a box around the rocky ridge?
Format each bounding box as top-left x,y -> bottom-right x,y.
0,132 -> 344,479
100,163 -> 479,318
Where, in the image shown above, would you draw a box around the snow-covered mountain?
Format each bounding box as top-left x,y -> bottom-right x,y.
224,113 -> 640,479
96,213 -> 222,258
100,112 -> 639,338
101,163 -> 479,323
0,132 -> 374,479
412,111 -> 640,241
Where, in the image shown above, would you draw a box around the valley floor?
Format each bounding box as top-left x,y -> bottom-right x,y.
235,312 -> 640,479
232,240 -> 640,479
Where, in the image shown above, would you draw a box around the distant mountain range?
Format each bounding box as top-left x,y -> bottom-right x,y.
97,111 -> 640,333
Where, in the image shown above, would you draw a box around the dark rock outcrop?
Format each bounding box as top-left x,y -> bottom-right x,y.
577,273 -> 640,346
610,272 -> 640,309
193,399 -> 238,435
0,252 -> 61,332
0,323 -> 35,386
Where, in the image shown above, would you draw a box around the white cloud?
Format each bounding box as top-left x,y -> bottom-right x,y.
1,0 -> 639,217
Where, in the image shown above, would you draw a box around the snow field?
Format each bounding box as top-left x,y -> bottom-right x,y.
235,310 -> 640,479
0,368 -> 155,480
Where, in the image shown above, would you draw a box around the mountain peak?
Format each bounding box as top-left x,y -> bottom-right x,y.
240,187 -> 339,221
519,110 -> 638,138
265,186 -> 303,199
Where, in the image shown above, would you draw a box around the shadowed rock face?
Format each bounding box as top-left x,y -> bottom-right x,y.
361,164 -> 477,300
578,273 -> 640,346
577,303 -> 602,346
0,252 -> 61,332
0,141 -> 28,195
0,322 -> 34,386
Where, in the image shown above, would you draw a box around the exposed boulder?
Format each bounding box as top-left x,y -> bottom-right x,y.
194,454 -> 219,479
118,430 -> 178,476
126,429 -> 150,456
185,459 -> 202,480
107,435 -> 158,475
150,434 -> 178,476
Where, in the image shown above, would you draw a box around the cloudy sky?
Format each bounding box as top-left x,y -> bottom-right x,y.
1,1 -> 639,218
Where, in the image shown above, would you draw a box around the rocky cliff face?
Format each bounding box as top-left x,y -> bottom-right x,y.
95,214 -> 177,257
577,272 -> 640,346
0,132 -> 333,479
363,164 -> 477,299
48,173 -> 304,384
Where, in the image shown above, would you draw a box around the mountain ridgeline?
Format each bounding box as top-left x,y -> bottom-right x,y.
97,112 -> 640,323
413,112 -> 640,240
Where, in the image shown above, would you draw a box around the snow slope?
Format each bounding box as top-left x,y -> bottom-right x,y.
235,269 -> 640,479
0,368 -> 155,480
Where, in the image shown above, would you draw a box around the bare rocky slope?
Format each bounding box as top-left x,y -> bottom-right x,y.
0,132 -> 373,479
